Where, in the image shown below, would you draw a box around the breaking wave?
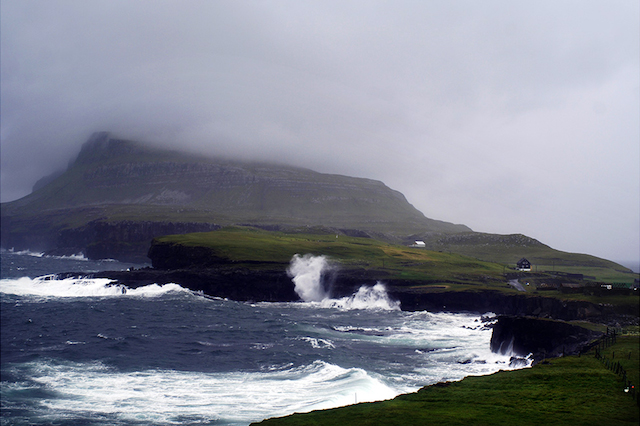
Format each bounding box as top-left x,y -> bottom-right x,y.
287,254 -> 400,310
2,359 -> 397,425
1,248 -> 88,260
0,275 -> 189,299
320,283 -> 400,310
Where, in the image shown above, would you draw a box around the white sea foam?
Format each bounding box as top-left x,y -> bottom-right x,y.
6,359 -> 397,425
1,248 -> 88,260
310,310 -> 531,386
2,311 -> 530,425
321,282 -> 400,310
393,312 -> 532,382
0,276 -> 189,299
299,336 -> 336,349
1,248 -> 45,257
52,253 -> 89,261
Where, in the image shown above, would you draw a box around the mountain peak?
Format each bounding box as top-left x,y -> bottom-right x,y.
1,132 -> 471,260
74,132 -> 145,165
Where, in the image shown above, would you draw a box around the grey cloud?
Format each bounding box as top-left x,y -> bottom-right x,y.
1,0 -> 638,264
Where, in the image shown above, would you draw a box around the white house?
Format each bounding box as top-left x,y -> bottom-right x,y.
411,240 -> 426,248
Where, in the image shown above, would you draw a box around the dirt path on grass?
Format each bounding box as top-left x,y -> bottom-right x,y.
509,279 -> 526,292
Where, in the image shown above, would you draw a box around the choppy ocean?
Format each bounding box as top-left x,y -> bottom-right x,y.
1,250 -> 528,425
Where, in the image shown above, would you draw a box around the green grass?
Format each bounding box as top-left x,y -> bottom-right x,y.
430,234 -> 627,268
154,227 -> 510,288
422,233 -> 638,285
597,335 -> 640,389
160,227 -> 385,263
154,227 -> 640,305
534,265 -> 638,284
253,336 -> 640,426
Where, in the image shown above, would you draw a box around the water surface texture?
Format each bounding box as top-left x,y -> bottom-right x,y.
1,251 -> 525,425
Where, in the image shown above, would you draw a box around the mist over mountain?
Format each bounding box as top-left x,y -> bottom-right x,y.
1,132 -> 470,261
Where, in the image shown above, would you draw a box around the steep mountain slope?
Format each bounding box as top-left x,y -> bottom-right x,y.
1,132 -> 469,261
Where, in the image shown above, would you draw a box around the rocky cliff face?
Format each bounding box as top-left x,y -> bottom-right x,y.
67,221 -> 221,262
389,288 -> 614,320
87,267 -> 299,302
0,218 -> 220,262
97,239 -> 626,326
490,316 -> 603,361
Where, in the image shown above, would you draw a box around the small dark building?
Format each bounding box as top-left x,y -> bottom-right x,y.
516,258 -> 531,271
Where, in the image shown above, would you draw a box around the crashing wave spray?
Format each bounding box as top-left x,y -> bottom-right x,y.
287,254 -> 330,302
287,254 -> 400,310
0,276 -> 189,298
321,282 -> 400,310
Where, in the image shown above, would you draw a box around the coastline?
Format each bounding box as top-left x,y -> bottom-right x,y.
251,334 -> 640,426
60,265 -> 614,363
80,266 -> 637,323
6,249 -> 635,425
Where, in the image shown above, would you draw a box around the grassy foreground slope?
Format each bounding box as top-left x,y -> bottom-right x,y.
254,335 -> 639,426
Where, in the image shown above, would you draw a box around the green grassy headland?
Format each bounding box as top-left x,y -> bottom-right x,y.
154,227 -> 639,311
253,334 -> 640,426
154,226 -> 504,281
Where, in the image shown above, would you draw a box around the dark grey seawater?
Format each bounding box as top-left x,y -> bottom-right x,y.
0,249 -> 146,280
1,251 -> 526,425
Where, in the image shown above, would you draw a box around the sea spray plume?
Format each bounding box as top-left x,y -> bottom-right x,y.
287,254 -> 330,302
321,283 -> 401,311
287,254 -> 400,310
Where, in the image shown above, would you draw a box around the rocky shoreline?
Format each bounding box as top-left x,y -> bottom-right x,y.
54,264 -> 631,363
79,266 -> 630,320
489,315 -> 603,361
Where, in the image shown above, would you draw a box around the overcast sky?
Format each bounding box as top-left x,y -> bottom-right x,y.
1,0 -> 638,266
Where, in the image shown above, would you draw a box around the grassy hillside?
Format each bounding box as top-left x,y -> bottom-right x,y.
419,232 -> 636,282
153,226 -> 507,287
254,335 -> 640,426
154,227 -> 639,294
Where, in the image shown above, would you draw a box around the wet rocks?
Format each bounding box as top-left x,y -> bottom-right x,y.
490,316 -> 603,361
